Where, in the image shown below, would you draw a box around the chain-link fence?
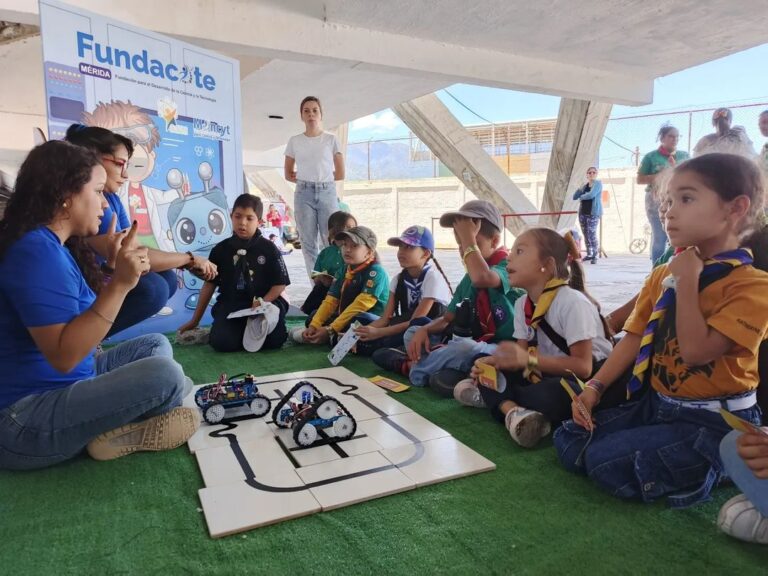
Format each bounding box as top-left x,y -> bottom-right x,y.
348,102 -> 768,180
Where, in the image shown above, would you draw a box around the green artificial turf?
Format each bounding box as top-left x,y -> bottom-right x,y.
1,321 -> 767,575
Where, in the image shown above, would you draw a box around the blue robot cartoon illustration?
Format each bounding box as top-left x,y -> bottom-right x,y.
166,161 -> 231,310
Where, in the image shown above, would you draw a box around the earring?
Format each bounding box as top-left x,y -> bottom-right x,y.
62,202 -> 68,208
540,267 -> 546,273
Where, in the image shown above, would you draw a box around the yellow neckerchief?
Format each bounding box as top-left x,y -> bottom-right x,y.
524,278 -> 568,383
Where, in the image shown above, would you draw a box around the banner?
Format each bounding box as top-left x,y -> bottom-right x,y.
39,0 -> 242,340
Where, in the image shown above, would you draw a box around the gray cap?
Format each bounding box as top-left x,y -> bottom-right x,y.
439,200 -> 503,232
335,225 -> 377,249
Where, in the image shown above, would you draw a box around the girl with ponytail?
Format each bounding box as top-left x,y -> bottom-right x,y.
459,228 -> 619,448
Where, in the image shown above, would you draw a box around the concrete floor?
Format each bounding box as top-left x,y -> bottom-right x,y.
282,247 -> 651,314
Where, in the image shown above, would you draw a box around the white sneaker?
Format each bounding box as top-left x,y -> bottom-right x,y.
453,378 -> 486,408
505,407 -> 551,448
718,494 -> 768,544
290,326 -> 306,344
155,306 -> 173,317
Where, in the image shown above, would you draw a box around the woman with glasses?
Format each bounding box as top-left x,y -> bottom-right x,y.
65,124 -> 217,336
637,124 -> 690,262
572,166 -> 603,264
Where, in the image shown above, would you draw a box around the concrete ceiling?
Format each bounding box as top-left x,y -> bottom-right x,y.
1,0 -> 767,165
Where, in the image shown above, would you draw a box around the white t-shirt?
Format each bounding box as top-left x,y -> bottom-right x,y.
284,132 -> 341,183
388,265 -> 452,312
512,286 -> 612,360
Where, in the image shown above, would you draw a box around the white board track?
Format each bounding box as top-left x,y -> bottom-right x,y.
185,367 -> 495,538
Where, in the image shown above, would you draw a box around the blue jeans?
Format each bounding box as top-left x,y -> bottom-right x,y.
406,332 -> 498,387
294,180 -> 339,279
645,192 -> 668,263
0,334 -> 190,470
109,269 -> 178,337
720,430 -> 768,516
554,391 -> 762,507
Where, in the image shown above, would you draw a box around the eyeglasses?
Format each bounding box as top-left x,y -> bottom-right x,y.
102,156 -> 129,176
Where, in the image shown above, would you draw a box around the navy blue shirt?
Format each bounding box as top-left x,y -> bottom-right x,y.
0,227 -> 97,409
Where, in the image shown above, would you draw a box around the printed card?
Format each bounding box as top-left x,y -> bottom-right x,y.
328,322 -> 361,366
369,375 -> 410,393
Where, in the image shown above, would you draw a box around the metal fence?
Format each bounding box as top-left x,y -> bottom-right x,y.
347,102 -> 768,181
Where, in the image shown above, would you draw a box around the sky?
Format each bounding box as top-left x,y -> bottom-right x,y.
348,43 -> 768,144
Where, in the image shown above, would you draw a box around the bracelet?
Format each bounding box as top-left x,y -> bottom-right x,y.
462,245 -> 479,262
180,251 -> 195,270
89,307 -> 115,325
526,354 -> 539,370
585,378 -> 605,394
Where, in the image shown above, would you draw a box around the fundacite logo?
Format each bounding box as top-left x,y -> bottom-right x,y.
77,32 -> 216,91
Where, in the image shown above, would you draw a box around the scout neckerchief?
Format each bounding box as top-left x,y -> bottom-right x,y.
626,248 -> 753,398
523,278 -> 568,383
657,145 -> 678,167
338,257 -> 374,313
475,248 -> 509,342
397,264 -> 431,316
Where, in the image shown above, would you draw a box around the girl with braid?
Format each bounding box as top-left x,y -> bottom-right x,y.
354,226 -> 452,356
458,228 -> 615,448
556,153 -> 768,507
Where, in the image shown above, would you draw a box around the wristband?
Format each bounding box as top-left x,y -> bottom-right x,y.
585,378 -> 605,394
462,245 -> 479,262
180,251 -> 195,270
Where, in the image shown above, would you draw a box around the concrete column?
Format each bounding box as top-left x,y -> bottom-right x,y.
334,122 -> 348,201
393,94 -> 537,236
538,98 -> 612,230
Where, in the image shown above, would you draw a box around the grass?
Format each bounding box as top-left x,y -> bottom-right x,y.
1,321 -> 767,575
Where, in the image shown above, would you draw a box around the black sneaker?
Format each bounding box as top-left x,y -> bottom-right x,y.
372,347 -> 411,376
428,368 -> 469,398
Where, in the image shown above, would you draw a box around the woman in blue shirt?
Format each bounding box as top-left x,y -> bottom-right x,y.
572,166 -> 603,264
0,141 -> 197,469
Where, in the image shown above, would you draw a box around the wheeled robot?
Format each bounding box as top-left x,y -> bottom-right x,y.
195,373 -> 271,424
271,381 -> 356,447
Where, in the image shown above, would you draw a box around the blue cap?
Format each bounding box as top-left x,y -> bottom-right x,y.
387,226 -> 434,252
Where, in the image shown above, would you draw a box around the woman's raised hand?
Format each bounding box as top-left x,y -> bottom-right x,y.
112,221 -> 150,290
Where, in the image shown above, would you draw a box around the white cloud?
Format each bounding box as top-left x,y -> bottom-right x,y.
349,109 -> 401,135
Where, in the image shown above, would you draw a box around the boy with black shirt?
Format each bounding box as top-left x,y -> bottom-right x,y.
178,194 -> 290,352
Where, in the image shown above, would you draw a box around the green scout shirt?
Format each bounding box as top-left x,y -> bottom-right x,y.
638,149 -> 690,194
328,262 -> 390,315
447,259 -> 525,342
313,244 -> 345,279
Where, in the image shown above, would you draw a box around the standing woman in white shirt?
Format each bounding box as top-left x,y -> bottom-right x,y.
284,96 -> 345,278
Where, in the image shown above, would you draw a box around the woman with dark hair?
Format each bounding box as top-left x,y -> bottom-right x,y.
0,141 -> 197,469
694,107 -> 757,159
284,96 -> 345,279
65,124 -> 217,335
637,124 -> 690,262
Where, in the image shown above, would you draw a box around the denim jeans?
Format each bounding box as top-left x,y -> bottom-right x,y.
0,334 -> 190,470
720,430 -> 768,516
554,391 -> 762,507
645,192 -> 668,263
109,269 -> 178,337
294,180 -> 339,279
406,333 -> 498,387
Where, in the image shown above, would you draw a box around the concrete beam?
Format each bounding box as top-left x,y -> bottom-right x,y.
538,99 -> 612,230
393,94 -> 537,236
14,0 -> 653,104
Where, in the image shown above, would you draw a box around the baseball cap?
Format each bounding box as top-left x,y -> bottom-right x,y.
335,226 -> 377,249
439,200 -> 503,232
387,225 -> 434,252
242,301 -> 280,352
